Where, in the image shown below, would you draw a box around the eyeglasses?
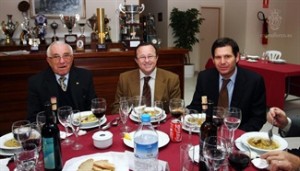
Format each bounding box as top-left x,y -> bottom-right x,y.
48,54 -> 72,60
137,55 -> 157,61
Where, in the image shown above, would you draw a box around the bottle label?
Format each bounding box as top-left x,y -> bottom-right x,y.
43,137 -> 56,169
135,141 -> 158,158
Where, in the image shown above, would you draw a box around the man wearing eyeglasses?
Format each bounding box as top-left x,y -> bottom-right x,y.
27,41 -> 97,122
111,43 -> 181,113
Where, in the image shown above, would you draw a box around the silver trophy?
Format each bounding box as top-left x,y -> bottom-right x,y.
35,14 -> 47,44
119,4 -> 145,24
1,15 -> 19,44
86,14 -> 98,42
50,21 -> 59,42
60,14 -> 80,43
18,1 -> 31,45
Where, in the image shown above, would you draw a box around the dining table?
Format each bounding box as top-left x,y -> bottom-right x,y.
206,58 -> 300,109
7,114 -> 263,171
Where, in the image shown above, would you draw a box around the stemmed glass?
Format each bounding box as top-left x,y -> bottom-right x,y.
71,110 -> 83,150
57,106 -> 74,146
228,147 -> 251,171
119,99 -> 132,133
169,98 -> 185,119
224,107 -> 242,148
36,111 -> 46,129
183,109 -> 198,141
212,106 -> 225,132
132,96 -> 146,121
28,122 -> 43,169
12,120 -> 32,148
91,97 -> 107,129
203,136 -> 227,171
154,100 -> 164,127
14,143 -> 39,171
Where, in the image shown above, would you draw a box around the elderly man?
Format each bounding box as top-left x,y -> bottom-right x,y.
111,42 -> 181,114
27,41 -> 97,122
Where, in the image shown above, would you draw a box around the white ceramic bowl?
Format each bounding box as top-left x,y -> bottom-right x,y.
92,131 -> 113,149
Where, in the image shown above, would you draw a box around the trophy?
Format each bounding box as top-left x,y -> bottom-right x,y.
1,15 -> 19,44
119,4 -> 145,24
76,23 -> 86,51
18,1 -> 31,45
60,14 -> 80,44
96,8 -> 107,51
35,14 -> 47,44
50,21 -> 59,42
86,14 -> 98,43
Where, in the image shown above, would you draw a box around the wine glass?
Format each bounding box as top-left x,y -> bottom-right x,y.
14,142 -> 39,171
228,148 -> 251,171
183,109 -> 198,142
224,107 -> 242,148
119,99 -> 132,133
12,120 -> 32,148
71,110 -> 83,150
36,111 -> 46,130
169,98 -> 185,119
91,97 -> 107,129
28,122 -> 43,169
57,106 -> 74,146
131,96 -> 146,121
212,106 -> 225,131
203,136 -> 227,171
154,100 -> 164,127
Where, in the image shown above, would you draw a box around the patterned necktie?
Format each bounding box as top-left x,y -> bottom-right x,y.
142,76 -> 151,106
59,76 -> 67,91
218,79 -> 230,108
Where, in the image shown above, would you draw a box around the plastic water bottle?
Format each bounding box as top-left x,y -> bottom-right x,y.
134,114 -> 159,171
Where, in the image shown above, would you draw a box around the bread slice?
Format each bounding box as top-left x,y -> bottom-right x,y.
77,158 -> 94,171
93,160 -> 115,171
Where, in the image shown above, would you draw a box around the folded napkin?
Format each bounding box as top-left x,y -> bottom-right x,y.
125,151 -> 170,171
0,157 -> 11,171
60,130 -> 87,139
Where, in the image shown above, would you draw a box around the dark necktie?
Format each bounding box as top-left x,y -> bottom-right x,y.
218,79 -> 230,108
59,76 -> 67,91
142,76 -> 151,106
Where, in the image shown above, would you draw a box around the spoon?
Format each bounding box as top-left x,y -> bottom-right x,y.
100,117 -> 120,130
111,117 -> 120,126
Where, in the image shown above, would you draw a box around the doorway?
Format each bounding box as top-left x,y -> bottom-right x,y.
199,7 -> 221,71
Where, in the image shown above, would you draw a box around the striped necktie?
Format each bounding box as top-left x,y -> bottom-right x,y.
142,76 -> 151,106
218,79 -> 230,108
59,76 -> 67,91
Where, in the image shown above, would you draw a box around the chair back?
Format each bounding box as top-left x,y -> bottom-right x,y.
266,50 -> 282,61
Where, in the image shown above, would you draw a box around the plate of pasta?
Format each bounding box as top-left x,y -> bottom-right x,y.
0,132 -> 21,150
240,132 -> 288,152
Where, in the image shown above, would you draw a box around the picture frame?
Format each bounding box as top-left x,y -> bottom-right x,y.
30,0 -> 86,19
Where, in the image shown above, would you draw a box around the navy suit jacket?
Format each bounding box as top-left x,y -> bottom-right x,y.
27,66 -> 97,122
187,66 -> 267,132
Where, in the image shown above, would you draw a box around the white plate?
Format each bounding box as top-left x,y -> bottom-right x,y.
131,107 -> 163,119
129,113 -> 167,123
0,148 -> 22,156
63,152 -> 129,171
251,158 -> 269,169
0,132 -> 21,150
182,124 -> 200,133
269,59 -> 286,64
123,130 -> 170,148
75,111 -> 99,127
247,55 -> 260,59
189,145 -> 199,163
247,59 -> 258,63
80,116 -> 107,129
235,136 -> 260,158
240,132 -> 288,152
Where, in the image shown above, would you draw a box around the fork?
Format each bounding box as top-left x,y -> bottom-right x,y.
268,118 -> 275,144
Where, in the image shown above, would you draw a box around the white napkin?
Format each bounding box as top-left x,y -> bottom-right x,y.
0,157 -> 11,171
125,151 -> 170,171
60,131 -> 73,139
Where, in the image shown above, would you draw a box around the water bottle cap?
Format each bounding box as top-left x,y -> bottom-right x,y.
141,114 -> 151,122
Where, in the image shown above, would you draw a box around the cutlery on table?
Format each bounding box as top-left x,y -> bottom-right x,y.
101,117 -> 120,130
268,117 -> 275,144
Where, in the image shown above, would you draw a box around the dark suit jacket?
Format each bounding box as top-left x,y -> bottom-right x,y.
111,68 -> 181,114
279,114 -> 300,137
187,66 -> 267,132
27,67 -> 97,122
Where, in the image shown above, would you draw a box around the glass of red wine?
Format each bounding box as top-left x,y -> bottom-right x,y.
12,120 -> 32,148
91,97 -> 107,129
169,98 -> 185,119
228,148 -> 251,171
212,106 -> 225,130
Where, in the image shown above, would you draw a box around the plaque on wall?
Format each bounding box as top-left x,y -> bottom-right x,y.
65,34 -> 77,44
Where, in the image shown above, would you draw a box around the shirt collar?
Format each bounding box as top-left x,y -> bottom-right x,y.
139,68 -> 157,80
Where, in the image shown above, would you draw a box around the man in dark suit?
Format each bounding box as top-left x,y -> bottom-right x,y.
27,41 -> 97,122
111,43 -> 181,114
187,37 -> 267,132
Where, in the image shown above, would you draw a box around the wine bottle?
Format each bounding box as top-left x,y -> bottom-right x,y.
42,101 -> 63,171
199,96 -> 217,171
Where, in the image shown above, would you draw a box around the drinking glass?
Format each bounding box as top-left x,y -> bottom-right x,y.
203,136 -> 227,171
12,120 -> 32,148
180,143 -> 195,171
119,99 -> 132,133
183,109 -> 198,141
71,110 -> 83,150
132,96 -> 146,121
28,122 -> 43,169
212,106 -> 225,131
91,97 -> 107,129
14,143 -> 39,171
224,107 -> 242,147
228,148 -> 251,171
57,106 -> 74,146
169,98 -> 185,119
36,111 -> 46,130
154,100 -> 164,127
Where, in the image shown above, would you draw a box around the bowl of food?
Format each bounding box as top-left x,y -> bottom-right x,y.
77,111 -> 99,127
241,132 -> 288,152
92,131 -> 113,149
184,113 -> 206,127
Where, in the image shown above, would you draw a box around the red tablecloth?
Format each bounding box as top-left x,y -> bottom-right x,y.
8,114 -> 258,171
206,58 -> 300,108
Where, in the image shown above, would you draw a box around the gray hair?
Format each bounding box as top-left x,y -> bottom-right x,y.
46,41 -> 73,57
